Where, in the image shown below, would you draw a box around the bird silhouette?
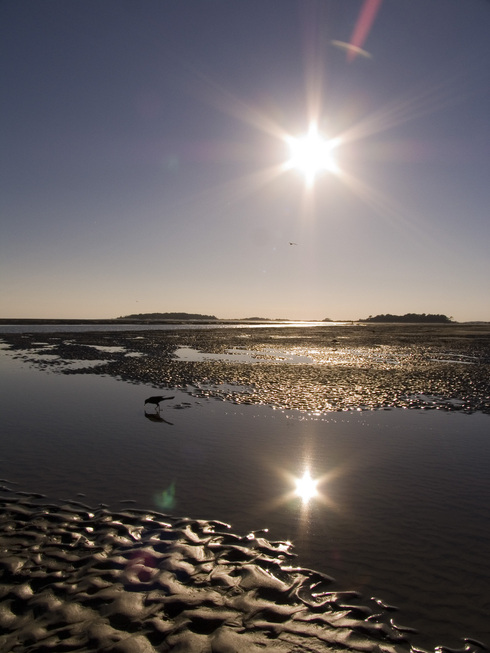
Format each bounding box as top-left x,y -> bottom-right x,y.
144,395 -> 175,410
289,242 -> 298,246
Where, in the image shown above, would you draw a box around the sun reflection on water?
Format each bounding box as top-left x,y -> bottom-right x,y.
294,470 -> 319,503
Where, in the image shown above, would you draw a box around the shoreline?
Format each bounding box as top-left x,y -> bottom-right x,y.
1,318 -> 488,326
2,329 -> 490,650
0,484 -> 441,653
2,323 -> 490,414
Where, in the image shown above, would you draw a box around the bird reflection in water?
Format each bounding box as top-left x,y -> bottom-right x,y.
144,411 -> 173,425
144,395 -> 175,425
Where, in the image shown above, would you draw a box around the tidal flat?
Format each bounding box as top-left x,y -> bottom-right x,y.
1,323 -> 490,652
3,322 -> 490,413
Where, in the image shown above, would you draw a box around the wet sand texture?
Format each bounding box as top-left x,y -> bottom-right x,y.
1,324 -> 490,651
0,487 -> 439,653
2,324 -> 489,414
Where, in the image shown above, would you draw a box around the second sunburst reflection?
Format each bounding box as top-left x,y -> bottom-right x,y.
283,465 -> 336,514
295,470 -> 320,503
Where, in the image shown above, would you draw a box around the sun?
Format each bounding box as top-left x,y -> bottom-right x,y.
285,124 -> 339,186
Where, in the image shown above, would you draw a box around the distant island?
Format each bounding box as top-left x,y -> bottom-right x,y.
117,312 -> 218,321
360,313 -> 453,323
118,314 -> 337,323
0,313 -> 460,326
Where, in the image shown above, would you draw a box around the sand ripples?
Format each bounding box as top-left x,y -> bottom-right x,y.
0,486 -> 440,653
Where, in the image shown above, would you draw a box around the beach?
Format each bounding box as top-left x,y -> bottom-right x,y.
1,323 -> 490,652
2,322 -> 490,413
0,487 -> 424,653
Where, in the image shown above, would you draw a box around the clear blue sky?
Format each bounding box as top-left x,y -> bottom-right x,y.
1,0 -> 489,321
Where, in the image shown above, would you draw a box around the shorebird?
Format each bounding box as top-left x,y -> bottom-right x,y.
144,395 -> 175,409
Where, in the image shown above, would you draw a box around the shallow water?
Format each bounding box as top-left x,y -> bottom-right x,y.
0,321 -> 341,335
1,349 -> 490,650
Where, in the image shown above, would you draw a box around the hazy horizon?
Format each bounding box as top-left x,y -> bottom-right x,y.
0,309 -> 486,322
1,311 -> 482,324
1,1 -> 489,323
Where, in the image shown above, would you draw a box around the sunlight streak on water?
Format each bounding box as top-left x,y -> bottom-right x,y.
0,321 -> 349,334
174,345 -> 315,364
1,349 -> 490,648
294,470 -> 319,503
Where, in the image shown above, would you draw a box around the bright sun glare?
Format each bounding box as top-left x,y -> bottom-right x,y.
286,125 -> 339,186
294,470 -> 319,503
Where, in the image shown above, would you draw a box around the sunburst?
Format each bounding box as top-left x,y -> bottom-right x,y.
285,124 -> 340,186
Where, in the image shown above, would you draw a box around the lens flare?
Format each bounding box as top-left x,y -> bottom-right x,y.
154,482 -> 176,510
331,40 -> 372,60
347,0 -> 383,62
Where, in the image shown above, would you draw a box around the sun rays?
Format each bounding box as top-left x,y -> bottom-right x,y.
294,469 -> 320,503
282,466 -> 336,510
172,11 -> 476,238
284,124 -> 340,187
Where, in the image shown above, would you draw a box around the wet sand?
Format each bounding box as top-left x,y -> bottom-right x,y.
0,486 -> 428,653
1,323 -> 490,652
2,323 -> 490,413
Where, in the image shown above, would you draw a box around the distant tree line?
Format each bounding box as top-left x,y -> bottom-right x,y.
118,312 -> 218,321
360,313 -> 453,323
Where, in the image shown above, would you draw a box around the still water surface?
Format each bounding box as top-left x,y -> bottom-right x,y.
0,321 -> 344,334
1,348 -> 490,649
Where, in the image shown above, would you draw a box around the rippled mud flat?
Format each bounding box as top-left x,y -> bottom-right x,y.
2,324 -> 490,414
0,486 -> 468,653
2,324 -> 490,652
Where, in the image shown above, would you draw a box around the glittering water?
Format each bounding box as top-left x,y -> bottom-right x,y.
0,321 -> 345,334
174,345 -> 316,364
1,349 -> 490,650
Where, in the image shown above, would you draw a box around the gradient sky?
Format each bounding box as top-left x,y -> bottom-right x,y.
1,0 -> 489,321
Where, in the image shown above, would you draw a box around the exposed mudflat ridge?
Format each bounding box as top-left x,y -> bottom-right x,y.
2,324 -> 489,414
0,486 -> 425,653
